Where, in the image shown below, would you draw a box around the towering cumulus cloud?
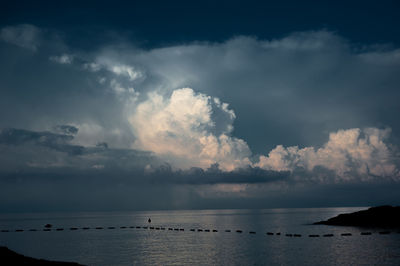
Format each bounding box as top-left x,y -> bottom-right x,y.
129,88 -> 251,170
130,87 -> 399,183
257,128 -> 399,182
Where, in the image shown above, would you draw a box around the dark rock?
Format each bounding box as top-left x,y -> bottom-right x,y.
0,246 -> 84,265
314,206 -> 400,228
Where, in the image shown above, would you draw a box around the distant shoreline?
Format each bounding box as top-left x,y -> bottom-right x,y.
0,246 -> 83,265
314,205 -> 400,228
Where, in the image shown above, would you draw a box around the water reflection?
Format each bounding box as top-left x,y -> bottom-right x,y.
0,207 -> 399,265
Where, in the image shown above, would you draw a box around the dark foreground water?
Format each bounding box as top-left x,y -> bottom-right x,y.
1,207 -> 399,265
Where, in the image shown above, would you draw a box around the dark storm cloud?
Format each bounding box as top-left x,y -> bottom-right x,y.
0,127 -> 288,185
1,22 -> 400,211
0,127 -> 83,155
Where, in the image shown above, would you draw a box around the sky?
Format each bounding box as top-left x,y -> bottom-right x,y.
1,0 -> 400,212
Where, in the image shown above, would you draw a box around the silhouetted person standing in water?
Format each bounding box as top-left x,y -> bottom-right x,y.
148,218 -> 151,223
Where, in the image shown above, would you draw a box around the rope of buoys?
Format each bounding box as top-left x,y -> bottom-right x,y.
1,225 -> 398,239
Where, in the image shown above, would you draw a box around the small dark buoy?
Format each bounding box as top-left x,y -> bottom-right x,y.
276,232 -> 281,236
180,228 -> 184,231
43,229 -> 51,231
129,226 -> 135,228
120,226 -> 127,229
198,229 -> 203,232
82,227 -> 90,230
266,232 -> 273,235
205,229 -> 210,232
190,229 -> 195,231
236,230 -> 242,233
148,218 -> 151,223
150,227 -> 155,230
143,226 -> 148,229
168,228 -> 173,230
323,234 -> 334,237
213,229 -> 218,232
56,228 -> 64,231
44,224 -> 52,228
15,229 -> 24,232
1,230 -> 10,233
70,228 -> 78,231
155,227 -> 160,230
225,230 -> 231,232
136,226 -> 141,229
108,227 -> 115,229
96,227 -> 103,230
379,231 -> 390,235
285,234 -> 292,237
249,231 -> 256,234
361,232 -> 372,235
309,234 -> 319,237
174,228 -> 179,231
294,234 -> 302,237
341,233 -> 352,236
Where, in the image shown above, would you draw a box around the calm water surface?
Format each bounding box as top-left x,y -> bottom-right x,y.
1,207 -> 399,265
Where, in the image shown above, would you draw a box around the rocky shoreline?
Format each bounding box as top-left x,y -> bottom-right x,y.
0,246 -> 83,265
314,206 -> 400,227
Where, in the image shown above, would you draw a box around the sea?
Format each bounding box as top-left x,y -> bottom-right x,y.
1,207 -> 399,265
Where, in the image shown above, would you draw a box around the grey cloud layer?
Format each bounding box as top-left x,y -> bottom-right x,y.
1,25 -> 400,210
0,127 -> 287,185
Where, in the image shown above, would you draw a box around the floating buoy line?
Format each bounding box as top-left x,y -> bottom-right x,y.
1,226 -> 399,238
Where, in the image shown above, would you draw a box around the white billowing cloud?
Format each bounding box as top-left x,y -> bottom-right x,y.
257,128 -> 399,181
109,64 -> 142,81
83,57 -> 143,81
50,54 -> 73,64
129,88 -> 251,170
0,24 -> 41,51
